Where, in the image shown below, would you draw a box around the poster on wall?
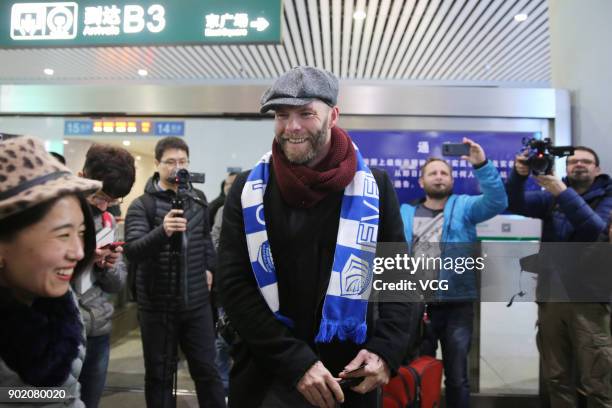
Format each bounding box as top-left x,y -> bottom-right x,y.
348,130 -> 540,205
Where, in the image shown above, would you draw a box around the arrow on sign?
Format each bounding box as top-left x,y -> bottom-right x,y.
250,17 -> 269,31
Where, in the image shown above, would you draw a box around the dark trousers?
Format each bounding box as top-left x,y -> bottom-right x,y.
139,304 -> 225,408
80,334 -> 111,408
537,302 -> 612,408
421,302 -> 474,408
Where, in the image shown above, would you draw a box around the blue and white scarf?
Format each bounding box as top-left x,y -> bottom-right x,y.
241,147 -> 379,344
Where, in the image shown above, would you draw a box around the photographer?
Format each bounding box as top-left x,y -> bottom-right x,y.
506,146 -> 612,407
124,137 -> 224,408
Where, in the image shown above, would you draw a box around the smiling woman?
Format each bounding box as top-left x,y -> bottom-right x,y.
0,136 -> 100,407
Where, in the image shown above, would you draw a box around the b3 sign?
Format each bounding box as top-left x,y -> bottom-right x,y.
1,0 -> 282,47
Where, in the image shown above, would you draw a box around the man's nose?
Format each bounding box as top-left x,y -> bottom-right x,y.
286,116 -> 302,132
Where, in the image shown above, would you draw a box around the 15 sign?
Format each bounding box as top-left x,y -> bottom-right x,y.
1,0 -> 282,47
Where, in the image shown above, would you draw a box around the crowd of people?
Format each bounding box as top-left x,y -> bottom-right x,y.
0,65 -> 610,408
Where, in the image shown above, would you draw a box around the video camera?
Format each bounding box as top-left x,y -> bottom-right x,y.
167,168 -> 205,191
522,137 -> 574,175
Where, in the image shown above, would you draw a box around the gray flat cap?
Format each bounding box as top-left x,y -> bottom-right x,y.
260,66 -> 339,113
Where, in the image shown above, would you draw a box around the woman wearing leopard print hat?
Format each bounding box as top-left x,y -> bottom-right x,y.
0,136 -> 101,407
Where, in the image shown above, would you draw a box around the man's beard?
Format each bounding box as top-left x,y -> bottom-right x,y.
424,184 -> 452,200
568,169 -> 594,191
276,119 -> 328,165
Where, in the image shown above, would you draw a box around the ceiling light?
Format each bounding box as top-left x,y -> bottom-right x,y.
122,140 -> 131,146
43,68 -> 54,75
138,69 -> 148,77
514,13 -> 528,22
136,155 -> 142,161
353,10 -> 366,20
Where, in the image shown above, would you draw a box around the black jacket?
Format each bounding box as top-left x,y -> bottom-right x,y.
218,165 -> 416,407
124,174 -> 216,311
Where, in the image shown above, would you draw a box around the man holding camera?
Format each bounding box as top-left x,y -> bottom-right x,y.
400,140 -> 508,408
506,146 -> 612,407
125,137 -> 224,408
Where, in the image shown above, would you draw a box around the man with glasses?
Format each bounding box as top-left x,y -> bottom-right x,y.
125,137 -> 224,408
73,143 -> 136,408
507,146 -> 612,407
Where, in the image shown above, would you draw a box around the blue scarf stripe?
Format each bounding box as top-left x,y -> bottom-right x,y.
243,204 -> 267,234
242,184 -> 268,208
343,170 -> 380,199
336,218 -> 378,253
250,260 -> 278,287
242,147 -> 379,344
340,197 -> 380,228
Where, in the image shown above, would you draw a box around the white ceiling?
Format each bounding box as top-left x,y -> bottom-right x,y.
0,0 -> 549,86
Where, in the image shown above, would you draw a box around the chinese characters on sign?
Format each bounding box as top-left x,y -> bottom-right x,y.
204,12 -> 269,38
82,4 -> 165,36
5,1 -> 281,46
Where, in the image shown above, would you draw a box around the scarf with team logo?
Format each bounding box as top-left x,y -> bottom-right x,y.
241,141 -> 380,344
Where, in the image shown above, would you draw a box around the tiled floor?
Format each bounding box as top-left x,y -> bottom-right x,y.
102,328 -> 199,408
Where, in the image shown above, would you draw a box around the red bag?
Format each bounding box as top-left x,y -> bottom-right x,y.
383,355 -> 443,408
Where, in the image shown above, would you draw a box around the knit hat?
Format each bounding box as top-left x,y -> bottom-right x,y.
0,136 -> 101,220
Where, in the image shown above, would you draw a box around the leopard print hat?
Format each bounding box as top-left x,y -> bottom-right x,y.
0,136 -> 101,220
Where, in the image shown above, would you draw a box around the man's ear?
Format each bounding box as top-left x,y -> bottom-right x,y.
418,177 -> 424,189
329,106 -> 340,128
78,171 -> 84,177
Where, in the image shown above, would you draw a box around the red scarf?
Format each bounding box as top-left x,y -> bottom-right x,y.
272,126 -> 357,208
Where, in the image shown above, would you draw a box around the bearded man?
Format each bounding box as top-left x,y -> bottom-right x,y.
506,146 -> 612,407
217,66 -> 416,408
399,141 -> 507,408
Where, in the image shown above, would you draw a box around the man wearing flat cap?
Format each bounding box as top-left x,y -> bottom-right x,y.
217,66 -> 416,408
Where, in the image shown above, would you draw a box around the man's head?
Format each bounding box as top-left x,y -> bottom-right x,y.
82,144 -> 135,212
419,158 -> 454,199
260,66 -> 340,166
223,172 -> 238,196
565,146 -> 600,188
155,137 -> 190,189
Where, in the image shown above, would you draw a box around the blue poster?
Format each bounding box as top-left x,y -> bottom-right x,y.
348,130 -> 538,204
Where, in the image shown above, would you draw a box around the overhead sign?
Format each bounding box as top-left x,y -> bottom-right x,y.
1,0 -> 282,47
64,119 -> 184,136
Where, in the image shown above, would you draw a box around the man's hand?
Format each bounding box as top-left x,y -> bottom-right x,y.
535,174 -> 567,196
297,361 -> 344,408
95,246 -> 122,269
339,349 -> 391,394
461,137 -> 486,166
163,209 -> 187,237
514,151 -> 530,176
206,270 -> 213,291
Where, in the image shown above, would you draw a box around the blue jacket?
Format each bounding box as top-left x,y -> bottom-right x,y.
506,171 -> 612,242
400,161 -> 508,300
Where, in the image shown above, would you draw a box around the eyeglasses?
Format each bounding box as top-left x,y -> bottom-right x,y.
567,158 -> 595,166
160,159 -> 190,167
92,194 -> 123,207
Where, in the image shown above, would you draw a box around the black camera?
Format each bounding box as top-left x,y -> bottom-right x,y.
167,168 -> 205,189
522,137 -> 574,175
